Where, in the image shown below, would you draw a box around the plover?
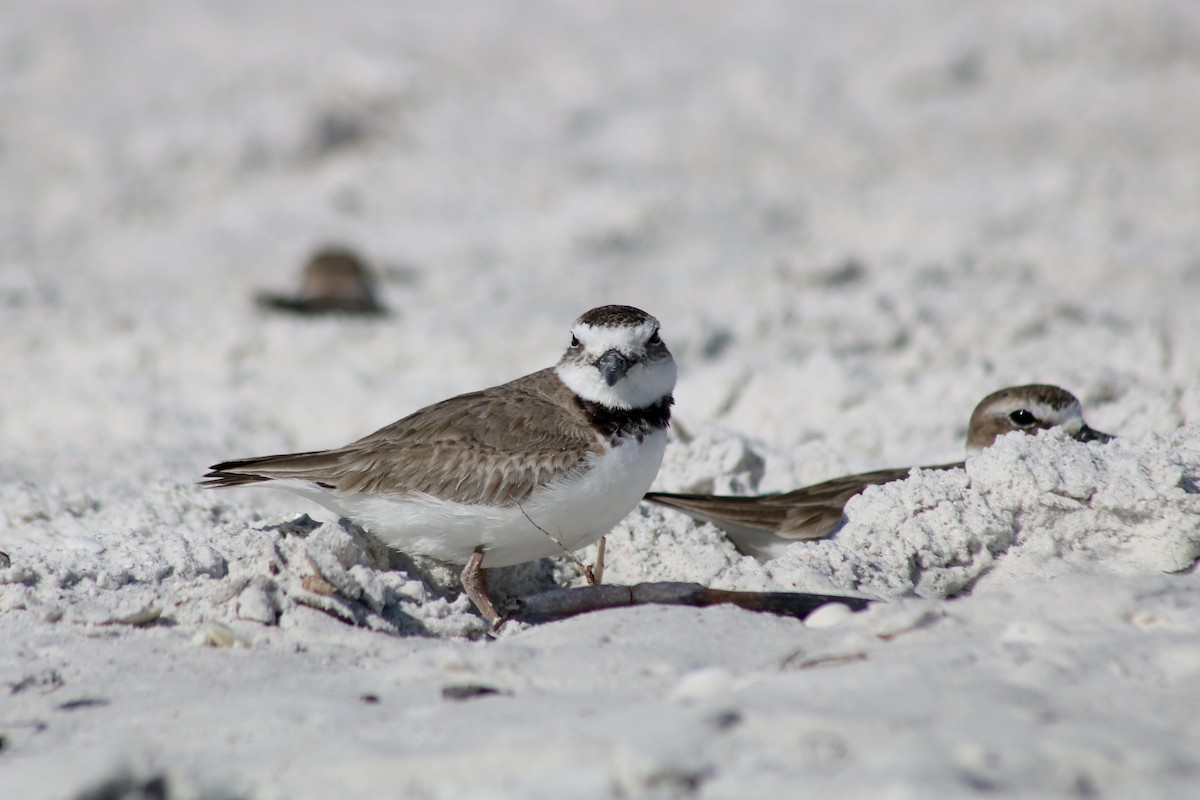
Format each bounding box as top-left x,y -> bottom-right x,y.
645,384 -> 1111,560
204,305 -> 676,621
256,245 -> 388,316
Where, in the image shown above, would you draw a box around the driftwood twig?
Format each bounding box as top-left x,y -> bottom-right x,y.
497,582 -> 872,625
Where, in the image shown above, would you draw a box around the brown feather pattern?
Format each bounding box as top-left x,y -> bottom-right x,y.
203,369 -> 609,507
645,461 -> 962,540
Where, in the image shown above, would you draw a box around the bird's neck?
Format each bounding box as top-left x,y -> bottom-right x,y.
574,395 -> 673,444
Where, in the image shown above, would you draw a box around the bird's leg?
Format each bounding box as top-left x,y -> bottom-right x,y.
460,546 -> 501,624
589,536 -> 606,586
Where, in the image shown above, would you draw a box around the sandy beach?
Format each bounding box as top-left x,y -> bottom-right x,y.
3,2 -> 1200,797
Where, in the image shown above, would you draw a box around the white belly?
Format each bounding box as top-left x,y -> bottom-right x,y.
284,429 -> 667,567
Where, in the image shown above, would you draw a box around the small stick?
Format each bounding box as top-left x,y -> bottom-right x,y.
518,504 -> 601,584
498,582 -> 872,624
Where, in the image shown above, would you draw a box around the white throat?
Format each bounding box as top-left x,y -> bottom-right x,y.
556,358 -> 676,409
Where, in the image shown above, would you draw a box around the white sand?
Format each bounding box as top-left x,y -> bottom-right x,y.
3,1 -> 1200,797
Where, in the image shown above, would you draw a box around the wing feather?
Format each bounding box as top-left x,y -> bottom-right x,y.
646,461 -> 963,542
203,369 -> 599,506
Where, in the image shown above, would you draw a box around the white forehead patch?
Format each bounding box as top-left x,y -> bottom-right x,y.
571,319 -> 659,353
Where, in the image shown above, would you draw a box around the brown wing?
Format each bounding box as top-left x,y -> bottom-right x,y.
768,465 -> 922,539
203,369 -> 601,506
646,461 -> 963,541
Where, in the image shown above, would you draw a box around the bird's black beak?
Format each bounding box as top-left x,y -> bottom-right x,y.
595,349 -> 633,387
1075,424 -> 1114,444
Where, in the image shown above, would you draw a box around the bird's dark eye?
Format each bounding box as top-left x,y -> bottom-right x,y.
1009,409 -> 1036,427
648,329 -> 661,345
570,335 -> 580,347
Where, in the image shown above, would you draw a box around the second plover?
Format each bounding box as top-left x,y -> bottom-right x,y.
257,245 -> 388,316
204,305 -> 677,621
644,384 -> 1112,560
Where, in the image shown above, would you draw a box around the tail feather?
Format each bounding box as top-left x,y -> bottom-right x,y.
200,450 -> 340,489
199,470 -> 272,489
644,492 -> 792,535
